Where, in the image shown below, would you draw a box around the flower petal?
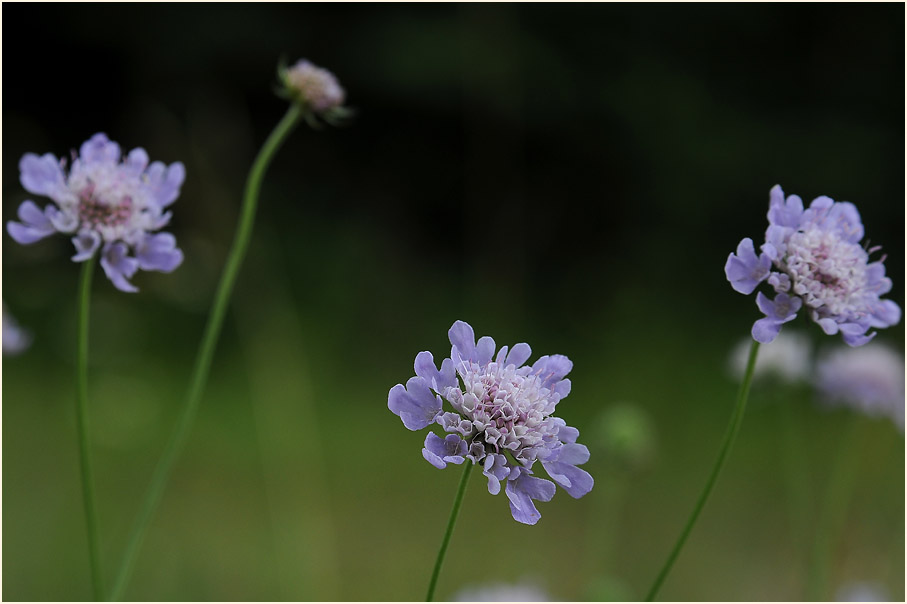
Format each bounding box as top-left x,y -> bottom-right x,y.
80,133 -> 121,163
869,300 -> 901,329
146,161 -> 186,207
531,354 -> 573,389
415,350 -> 457,392
475,336 -> 495,366
505,474 -> 555,525
505,342 -> 532,368
482,454 -> 510,495
125,148 -> 149,174
725,237 -> 771,295
19,153 -> 66,198
752,317 -> 782,343
767,185 -> 803,228
422,432 -> 467,469
6,200 -> 56,244
543,459 -> 594,499
387,376 -> 442,430
448,320 -> 476,364
135,232 -> 183,272
71,231 -> 101,261
100,242 -> 139,293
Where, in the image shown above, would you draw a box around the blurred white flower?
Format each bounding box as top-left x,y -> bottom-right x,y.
815,342 -> 905,431
729,330 -> 812,382
836,580 -> 890,602
3,303 -> 32,355
453,581 -> 549,602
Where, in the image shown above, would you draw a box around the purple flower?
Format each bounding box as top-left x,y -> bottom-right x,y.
388,320 -> 593,525
7,134 -> 185,292
725,185 -> 901,346
279,59 -> 346,114
815,343 -> 904,431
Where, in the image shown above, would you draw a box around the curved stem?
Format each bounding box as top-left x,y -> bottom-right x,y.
645,339 -> 760,601
76,259 -> 104,599
109,104 -> 303,601
426,462 -> 473,602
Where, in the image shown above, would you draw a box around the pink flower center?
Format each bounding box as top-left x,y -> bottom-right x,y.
77,183 -> 133,228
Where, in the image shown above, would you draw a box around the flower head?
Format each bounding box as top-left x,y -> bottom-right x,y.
725,185 -> 900,346
278,59 -> 350,127
3,303 -> 32,356
453,581 -> 549,602
815,343 -> 904,431
388,320 -> 593,525
729,330 -> 812,383
7,134 -> 185,292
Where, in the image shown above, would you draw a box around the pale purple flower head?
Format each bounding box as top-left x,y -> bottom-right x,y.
280,59 -> 346,113
815,343 -> 905,431
3,303 -> 32,356
388,320 -> 593,525
725,185 -> 900,346
7,133 -> 185,292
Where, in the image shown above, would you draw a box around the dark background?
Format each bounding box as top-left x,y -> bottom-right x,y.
3,3 -> 904,601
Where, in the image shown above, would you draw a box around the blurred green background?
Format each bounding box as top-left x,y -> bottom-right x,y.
2,3 -> 903,601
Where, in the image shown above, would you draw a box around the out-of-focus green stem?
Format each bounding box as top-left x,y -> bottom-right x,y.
426,462 -> 473,602
109,103 -> 303,601
777,389 -> 812,595
76,258 -> 104,599
645,339 -> 760,601
806,418 -> 862,601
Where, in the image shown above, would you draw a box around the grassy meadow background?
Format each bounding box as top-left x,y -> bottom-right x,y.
2,3 -> 904,601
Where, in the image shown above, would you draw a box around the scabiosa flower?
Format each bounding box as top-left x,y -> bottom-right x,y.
815,343 -> 905,431
278,58 -> 350,126
725,185 -> 900,346
2,303 -> 32,356
388,320 -> 593,525
729,330 -> 812,383
6,133 -> 185,292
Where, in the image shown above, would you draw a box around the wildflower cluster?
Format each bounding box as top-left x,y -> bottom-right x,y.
7,133 -> 184,292
726,185 -> 900,346
389,320 -> 593,525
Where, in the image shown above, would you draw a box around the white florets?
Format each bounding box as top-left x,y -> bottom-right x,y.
442,361 -> 562,465
785,228 -> 868,318
60,160 -> 161,246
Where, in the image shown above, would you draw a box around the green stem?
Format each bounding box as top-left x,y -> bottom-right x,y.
76,259 -> 104,599
806,418 -> 862,601
777,389 -> 812,596
426,462 -> 473,602
109,103 -> 304,601
645,339 -> 760,602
